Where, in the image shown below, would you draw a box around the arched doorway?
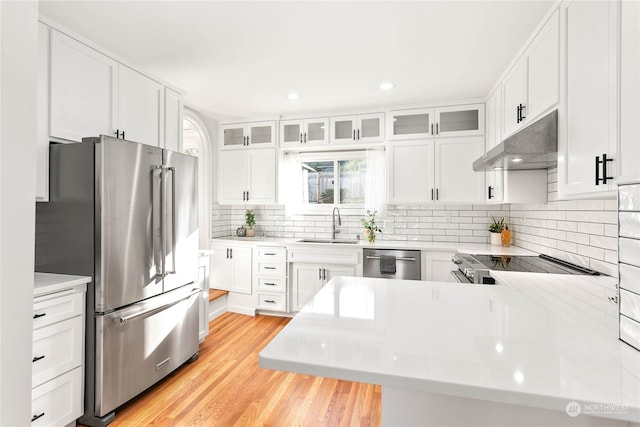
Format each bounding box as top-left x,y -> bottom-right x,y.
183,110 -> 212,249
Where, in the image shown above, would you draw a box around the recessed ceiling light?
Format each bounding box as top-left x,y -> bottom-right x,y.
379,82 -> 395,91
512,158 -> 523,163
288,93 -> 300,100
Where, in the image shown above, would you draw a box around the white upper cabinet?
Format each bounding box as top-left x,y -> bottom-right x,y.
49,30 -> 118,142
389,104 -> 484,140
485,86 -> 502,152
620,0 -> 640,182
164,88 -> 184,152
218,148 -> 277,205
46,26 -> 183,149
280,117 -> 329,147
387,137 -> 484,204
558,0 -> 618,198
220,121 -> 276,149
502,9 -> 559,139
330,113 -> 384,144
117,65 -> 164,146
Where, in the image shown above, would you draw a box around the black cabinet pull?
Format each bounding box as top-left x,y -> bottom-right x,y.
264,299 -> 276,304
122,130 -> 125,140
229,249 -> 233,259
520,104 -> 526,122
516,105 -> 521,123
353,129 -> 356,140
431,189 -> 434,201
431,123 -> 434,135
300,132 -> 303,143
436,123 -> 439,135
33,313 -> 46,319
226,248 -> 229,259
595,154 -> 614,185
357,129 -> 360,140
246,191 -> 249,201
32,355 -> 45,363
488,186 -> 494,199
318,268 -> 322,280
436,188 -> 439,200
323,268 -> 327,281
246,135 -> 250,145
264,266 -> 276,270
264,282 -> 276,286
31,413 -> 45,423
304,132 -> 307,143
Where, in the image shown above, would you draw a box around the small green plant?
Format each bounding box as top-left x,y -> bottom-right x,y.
488,216 -> 507,233
361,210 -> 382,243
245,209 -> 256,229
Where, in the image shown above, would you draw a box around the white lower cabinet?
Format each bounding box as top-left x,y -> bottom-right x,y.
211,244 -> 252,294
255,246 -> 288,313
32,286 -> 86,427
423,251 -> 455,282
291,263 -> 356,312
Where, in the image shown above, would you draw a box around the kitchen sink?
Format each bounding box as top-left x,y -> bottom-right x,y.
298,238 -> 360,244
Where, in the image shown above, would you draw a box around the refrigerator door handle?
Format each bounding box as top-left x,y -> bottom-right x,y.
166,166 -> 177,276
159,165 -> 167,278
119,287 -> 200,324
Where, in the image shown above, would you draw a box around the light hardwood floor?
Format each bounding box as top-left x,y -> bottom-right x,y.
100,312 -> 382,426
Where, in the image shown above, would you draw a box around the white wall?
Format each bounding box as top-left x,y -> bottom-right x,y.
0,1 -> 39,424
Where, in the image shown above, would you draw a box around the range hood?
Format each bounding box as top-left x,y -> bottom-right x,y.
473,109 -> 558,171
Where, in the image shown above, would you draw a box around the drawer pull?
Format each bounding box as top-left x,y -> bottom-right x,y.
31,413 -> 45,423
264,299 -> 276,304
264,253 -> 277,256
264,266 -> 277,270
264,282 -> 276,286
32,355 -> 45,363
33,313 -> 46,319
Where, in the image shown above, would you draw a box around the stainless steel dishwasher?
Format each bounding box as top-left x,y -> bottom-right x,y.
363,248 -> 421,280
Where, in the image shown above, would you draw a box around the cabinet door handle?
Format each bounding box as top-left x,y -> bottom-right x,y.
246,191 -> 249,201
520,104 -> 526,121
436,188 -> 439,200
226,248 -> 229,259
319,268 -> 322,280
431,123 -> 434,135
230,249 -> 233,259
246,135 -> 250,145
357,129 -> 360,140
33,313 -> 46,319
596,154 -> 614,185
431,189 -> 434,201
304,132 -> 307,143
31,413 -> 45,423
435,123 -> 439,135
353,129 -> 356,140
323,268 -> 327,281
488,186 -> 493,199
516,105 -> 521,123
32,355 -> 45,363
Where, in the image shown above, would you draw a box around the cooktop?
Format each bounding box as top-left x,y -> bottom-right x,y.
471,254 -> 600,275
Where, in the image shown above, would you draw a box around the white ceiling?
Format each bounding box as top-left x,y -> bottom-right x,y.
39,0 -> 554,122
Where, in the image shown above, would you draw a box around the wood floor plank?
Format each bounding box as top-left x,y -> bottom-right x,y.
89,312 -> 381,426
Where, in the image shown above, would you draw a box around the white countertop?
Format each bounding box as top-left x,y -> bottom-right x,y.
212,237 -> 537,256
260,275 -> 640,423
34,272 -> 90,297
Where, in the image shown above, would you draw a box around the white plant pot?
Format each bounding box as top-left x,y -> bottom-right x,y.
490,233 -> 502,245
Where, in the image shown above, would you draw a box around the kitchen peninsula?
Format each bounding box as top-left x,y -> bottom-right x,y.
260,275 -> 640,426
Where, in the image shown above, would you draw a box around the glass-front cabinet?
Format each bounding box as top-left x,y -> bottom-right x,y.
220,121 -> 276,149
280,117 -> 329,147
330,113 -> 384,144
389,104 -> 484,140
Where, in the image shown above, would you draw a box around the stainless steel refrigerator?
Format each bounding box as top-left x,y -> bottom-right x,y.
35,135 -> 200,426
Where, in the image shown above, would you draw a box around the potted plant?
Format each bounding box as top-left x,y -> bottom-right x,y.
245,209 -> 256,237
488,216 -> 506,245
361,210 -> 382,244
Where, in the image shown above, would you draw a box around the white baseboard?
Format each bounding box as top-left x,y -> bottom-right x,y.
227,305 -> 256,317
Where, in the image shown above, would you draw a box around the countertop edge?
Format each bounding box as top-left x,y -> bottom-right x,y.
34,272 -> 90,297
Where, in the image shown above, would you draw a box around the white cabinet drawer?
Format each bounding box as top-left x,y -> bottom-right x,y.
32,366 -> 83,427
32,316 -> 83,388
288,248 -> 360,265
257,277 -> 286,292
258,262 -> 286,277
33,291 -> 83,330
257,246 -> 286,260
256,293 -> 287,311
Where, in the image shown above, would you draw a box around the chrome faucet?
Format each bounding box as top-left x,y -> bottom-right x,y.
332,207 -> 341,240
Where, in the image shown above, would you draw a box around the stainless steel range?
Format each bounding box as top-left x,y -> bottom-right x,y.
451,253 -> 600,284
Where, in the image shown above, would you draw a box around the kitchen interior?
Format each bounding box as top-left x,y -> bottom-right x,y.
1,0 -> 640,426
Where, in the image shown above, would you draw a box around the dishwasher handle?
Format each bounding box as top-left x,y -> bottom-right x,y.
365,255 -> 416,262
